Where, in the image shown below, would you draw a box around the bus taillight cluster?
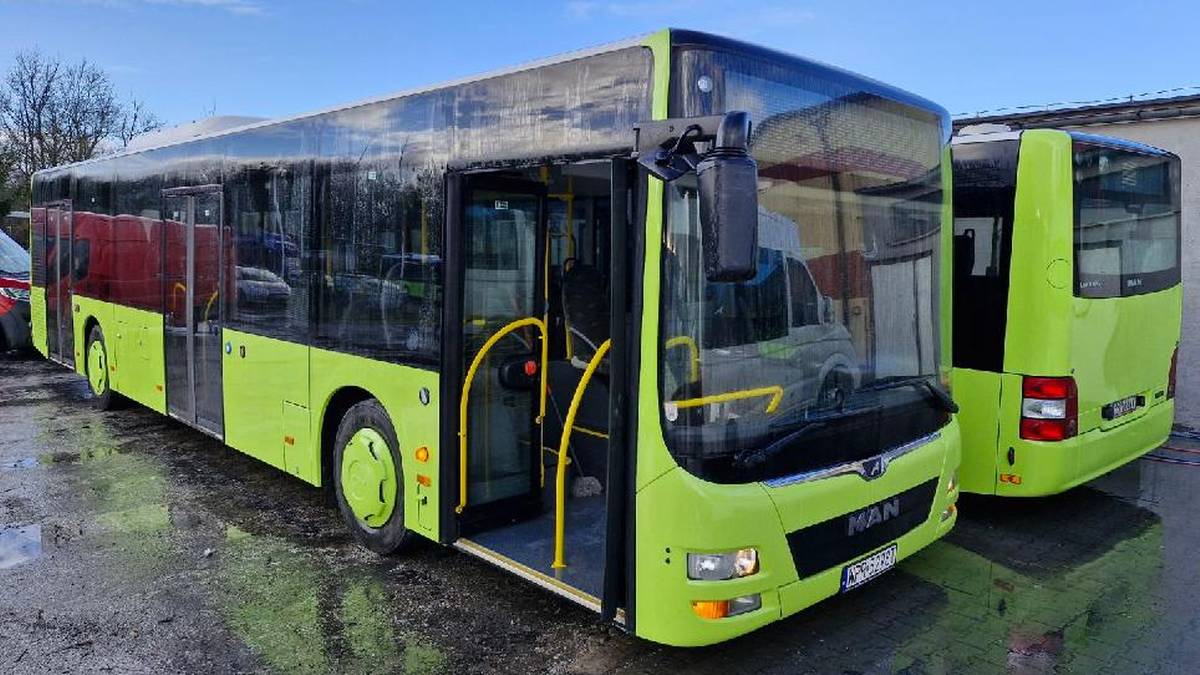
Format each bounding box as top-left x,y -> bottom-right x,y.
1019,376 -> 1079,442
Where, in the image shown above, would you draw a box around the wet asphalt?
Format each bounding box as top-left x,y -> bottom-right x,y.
2,353 -> 1199,674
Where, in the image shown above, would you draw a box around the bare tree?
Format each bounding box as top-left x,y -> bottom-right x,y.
0,49 -> 164,208
51,58 -> 121,162
0,50 -> 60,187
116,97 -> 163,149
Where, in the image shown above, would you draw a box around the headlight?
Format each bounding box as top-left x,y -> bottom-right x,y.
687,548 -> 759,580
0,286 -> 29,301
691,593 -> 762,619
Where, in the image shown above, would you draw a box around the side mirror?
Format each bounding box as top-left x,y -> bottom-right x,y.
633,111 -> 760,282
820,295 -> 835,324
697,112 -> 759,282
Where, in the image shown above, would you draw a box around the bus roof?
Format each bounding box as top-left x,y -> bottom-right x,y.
35,31 -> 652,176
952,127 -> 1176,159
36,28 -> 950,177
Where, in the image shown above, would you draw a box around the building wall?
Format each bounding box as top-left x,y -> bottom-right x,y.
1062,117 -> 1200,429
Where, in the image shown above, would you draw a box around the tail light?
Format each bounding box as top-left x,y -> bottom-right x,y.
1019,376 -> 1077,442
1168,345 -> 1179,399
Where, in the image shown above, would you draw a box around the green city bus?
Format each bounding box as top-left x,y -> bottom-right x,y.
951,128 -> 1181,496
28,29 -> 960,645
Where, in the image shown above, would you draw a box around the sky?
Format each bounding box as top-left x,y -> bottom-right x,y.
2,0 -> 1198,128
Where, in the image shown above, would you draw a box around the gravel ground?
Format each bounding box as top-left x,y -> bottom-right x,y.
2,353 -> 1199,674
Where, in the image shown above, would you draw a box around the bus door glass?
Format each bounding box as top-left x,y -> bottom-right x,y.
162,187 -> 226,436
458,175 -> 546,519
45,203 -> 74,366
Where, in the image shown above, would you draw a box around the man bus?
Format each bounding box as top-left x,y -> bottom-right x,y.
28,29 -> 960,645
951,127 -> 1181,496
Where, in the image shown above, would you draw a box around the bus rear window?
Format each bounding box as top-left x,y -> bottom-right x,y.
1073,141 -> 1180,298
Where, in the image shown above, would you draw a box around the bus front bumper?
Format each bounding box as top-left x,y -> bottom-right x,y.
634,423 -> 960,646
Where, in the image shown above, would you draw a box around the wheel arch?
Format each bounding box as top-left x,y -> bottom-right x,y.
318,385 -> 379,490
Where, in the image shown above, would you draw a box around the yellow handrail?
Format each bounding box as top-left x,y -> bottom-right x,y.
457,317 -> 548,514
664,335 -> 700,383
553,338 -> 611,569
669,385 -> 784,415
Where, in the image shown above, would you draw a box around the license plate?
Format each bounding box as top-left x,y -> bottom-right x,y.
1102,395 -> 1143,420
840,544 -> 897,592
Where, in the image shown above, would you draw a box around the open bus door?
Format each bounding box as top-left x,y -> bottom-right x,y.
441,160 -> 635,622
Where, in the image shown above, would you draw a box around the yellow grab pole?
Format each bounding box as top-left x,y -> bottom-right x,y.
670,385 -> 784,414
664,335 -> 701,383
553,338 -> 611,569
457,317 -> 548,514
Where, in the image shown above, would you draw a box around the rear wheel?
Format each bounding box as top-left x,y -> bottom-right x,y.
333,399 -> 412,554
86,325 -> 120,411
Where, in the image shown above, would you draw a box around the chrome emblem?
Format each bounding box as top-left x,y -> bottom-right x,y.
848,497 -> 901,536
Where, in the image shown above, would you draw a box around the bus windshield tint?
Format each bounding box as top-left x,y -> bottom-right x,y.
1073,140 -> 1181,298
661,47 -> 950,483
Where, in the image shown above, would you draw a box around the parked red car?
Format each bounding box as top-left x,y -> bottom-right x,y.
0,228 -> 31,352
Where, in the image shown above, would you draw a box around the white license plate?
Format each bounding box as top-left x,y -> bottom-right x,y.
1103,395 -> 1141,420
841,544 -> 897,592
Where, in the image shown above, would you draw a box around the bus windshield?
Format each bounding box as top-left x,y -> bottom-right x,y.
1072,138 -> 1181,298
660,46 -> 950,483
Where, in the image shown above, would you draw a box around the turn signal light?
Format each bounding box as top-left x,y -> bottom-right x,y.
691,600 -> 729,620
416,474 -> 431,487
415,446 -> 430,463
691,594 -> 762,620
1019,376 -> 1077,441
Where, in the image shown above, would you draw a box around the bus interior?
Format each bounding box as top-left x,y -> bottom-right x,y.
454,159 -> 622,606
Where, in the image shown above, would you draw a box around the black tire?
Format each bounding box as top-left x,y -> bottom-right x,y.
86,325 -> 121,411
332,399 -> 412,554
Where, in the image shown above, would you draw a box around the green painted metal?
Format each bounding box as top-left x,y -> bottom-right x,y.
340,427 -> 398,527
87,336 -> 108,396
30,286 -> 48,356
222,328 -> 309,473
309,347 -> 440,542
954,130 -> 1182,496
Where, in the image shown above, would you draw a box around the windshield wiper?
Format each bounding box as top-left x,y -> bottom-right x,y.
862,375 -> 958,413
733,405 -> 880,470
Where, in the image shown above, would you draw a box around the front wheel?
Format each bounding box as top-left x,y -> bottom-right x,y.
86,325 -> 121,411
333,399 -> 412,554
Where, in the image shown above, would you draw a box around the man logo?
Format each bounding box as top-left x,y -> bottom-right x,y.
847,497 -> 901,536
860,457 -> 887,480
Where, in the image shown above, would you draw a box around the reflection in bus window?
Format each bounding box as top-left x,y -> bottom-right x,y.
1073,141 -> 1181,298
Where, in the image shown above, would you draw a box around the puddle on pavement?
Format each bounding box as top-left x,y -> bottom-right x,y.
0,524 -> 42,569
1,457 -> 38,470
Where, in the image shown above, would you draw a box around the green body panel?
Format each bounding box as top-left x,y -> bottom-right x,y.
72,295 -> 110,373
70,296 -> 166,412
631,29 -> 960,646
955,130 -> 1180,496
309,346 -> 440,542
222,329 -> 310,473
111,304 -> 167,413
950,368 -> 1002,493
30,286 -> 48,356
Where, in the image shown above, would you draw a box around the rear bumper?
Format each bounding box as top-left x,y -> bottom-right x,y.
997,399 -> 1173,497
0,300 -> 31,350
